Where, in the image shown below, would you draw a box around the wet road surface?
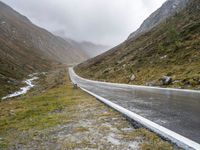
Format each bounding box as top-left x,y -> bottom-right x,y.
69,68 -> 200,143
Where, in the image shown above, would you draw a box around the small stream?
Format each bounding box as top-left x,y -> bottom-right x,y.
2,75 -> 39,100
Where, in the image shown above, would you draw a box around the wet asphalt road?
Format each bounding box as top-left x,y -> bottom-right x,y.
69,68 -> 200,143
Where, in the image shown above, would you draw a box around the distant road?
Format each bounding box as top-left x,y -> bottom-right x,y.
69,68 -> 200,144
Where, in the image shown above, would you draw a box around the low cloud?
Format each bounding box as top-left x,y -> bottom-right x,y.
2,0 -> 166,46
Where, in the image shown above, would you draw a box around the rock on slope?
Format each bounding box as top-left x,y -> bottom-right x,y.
128,0 -> 189,40
76,0 -> 200,90
0,1 -> 88,98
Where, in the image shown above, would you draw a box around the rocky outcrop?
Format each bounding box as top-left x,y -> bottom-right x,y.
161,76 -> 173,85
128,0 -> 189,40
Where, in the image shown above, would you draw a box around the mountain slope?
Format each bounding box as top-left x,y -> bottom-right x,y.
0,2 -> 88,98
0,2 -> 87,64
128,0 -> 189,40
76,0 -> 200,90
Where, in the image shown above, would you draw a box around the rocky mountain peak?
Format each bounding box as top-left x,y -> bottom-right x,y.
128,0 -> 189,40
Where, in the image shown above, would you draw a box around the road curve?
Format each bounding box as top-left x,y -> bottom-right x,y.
69,68 -> 200,146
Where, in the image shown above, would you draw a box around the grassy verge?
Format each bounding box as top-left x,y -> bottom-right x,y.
0,68 -> 178,149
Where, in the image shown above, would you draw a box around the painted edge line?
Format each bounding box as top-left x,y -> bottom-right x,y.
79,87 -> 200,150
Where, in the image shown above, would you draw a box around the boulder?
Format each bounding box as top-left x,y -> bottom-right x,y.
103,68 -> 110,74
73,84 -> 78,89
122,64 -> 126,68
130,74 -> 136,81
161,76 -> 172,85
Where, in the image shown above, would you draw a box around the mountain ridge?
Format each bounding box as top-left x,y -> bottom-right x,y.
128,0 -> 189,40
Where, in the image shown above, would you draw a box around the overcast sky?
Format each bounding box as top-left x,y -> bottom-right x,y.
2,0 -> 166,46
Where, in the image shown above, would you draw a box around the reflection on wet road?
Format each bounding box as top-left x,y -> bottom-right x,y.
69,68 -> 200,143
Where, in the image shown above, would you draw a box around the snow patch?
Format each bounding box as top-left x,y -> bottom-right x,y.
121,127 -> 133,132
1,21 -> 6,24
128,142 -> 140,149
28,73 -> 38,77
160,55 -> 167,59
172,5 -> 177,9
107,133 -> 120,145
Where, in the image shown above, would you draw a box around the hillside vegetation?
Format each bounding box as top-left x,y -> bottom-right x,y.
76,0 -> 200,90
